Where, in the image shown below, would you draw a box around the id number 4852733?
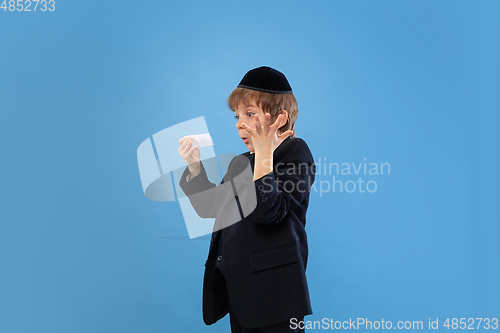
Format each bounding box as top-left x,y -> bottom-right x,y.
1,0 -> 55,11
443,318 -> 498,330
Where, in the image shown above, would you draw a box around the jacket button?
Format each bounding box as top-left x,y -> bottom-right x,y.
261,197 -> 268,203
260,191 -> 265,197
258,185 -> 264,191
217,255 -> 223,261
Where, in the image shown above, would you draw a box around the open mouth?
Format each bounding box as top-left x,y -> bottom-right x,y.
241,137 -> 249,144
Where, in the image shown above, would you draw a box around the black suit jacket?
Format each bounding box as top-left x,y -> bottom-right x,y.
179,137 -> 315,328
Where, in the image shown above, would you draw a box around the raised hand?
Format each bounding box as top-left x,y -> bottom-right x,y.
241,112 -> 294,181
241,113 -> 294,154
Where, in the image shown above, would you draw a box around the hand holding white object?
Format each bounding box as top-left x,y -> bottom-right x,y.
178,137 -> 201,179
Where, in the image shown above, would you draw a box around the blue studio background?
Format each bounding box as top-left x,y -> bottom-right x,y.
1,1 -> 499,332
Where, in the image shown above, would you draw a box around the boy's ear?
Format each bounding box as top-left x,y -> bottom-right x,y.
278,110 -> 288,129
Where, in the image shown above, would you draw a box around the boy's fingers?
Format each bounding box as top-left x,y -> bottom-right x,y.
265,113 -> 271,127
177,142 -> 185,155
180,138 -> 193,153
241,123 -> 255,135
278,130 -> 294,141
254,114 -> 262,134
179,139 -> 188,151
180,137 -> 190,148
271,114 -> 282,129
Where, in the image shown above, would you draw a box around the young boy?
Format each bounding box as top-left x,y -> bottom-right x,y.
178,67 -> 315,332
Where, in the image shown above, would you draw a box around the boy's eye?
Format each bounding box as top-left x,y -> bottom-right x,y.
234,115 -> 239,120
247,112 -> 254,117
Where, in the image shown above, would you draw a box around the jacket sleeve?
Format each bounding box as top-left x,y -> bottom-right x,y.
179,162 -> 233,219
250,138 -> 315,224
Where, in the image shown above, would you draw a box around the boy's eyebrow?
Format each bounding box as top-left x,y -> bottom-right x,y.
234,105 -> 251,113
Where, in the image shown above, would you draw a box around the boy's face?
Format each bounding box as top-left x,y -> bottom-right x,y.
234,101 -> 268,153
